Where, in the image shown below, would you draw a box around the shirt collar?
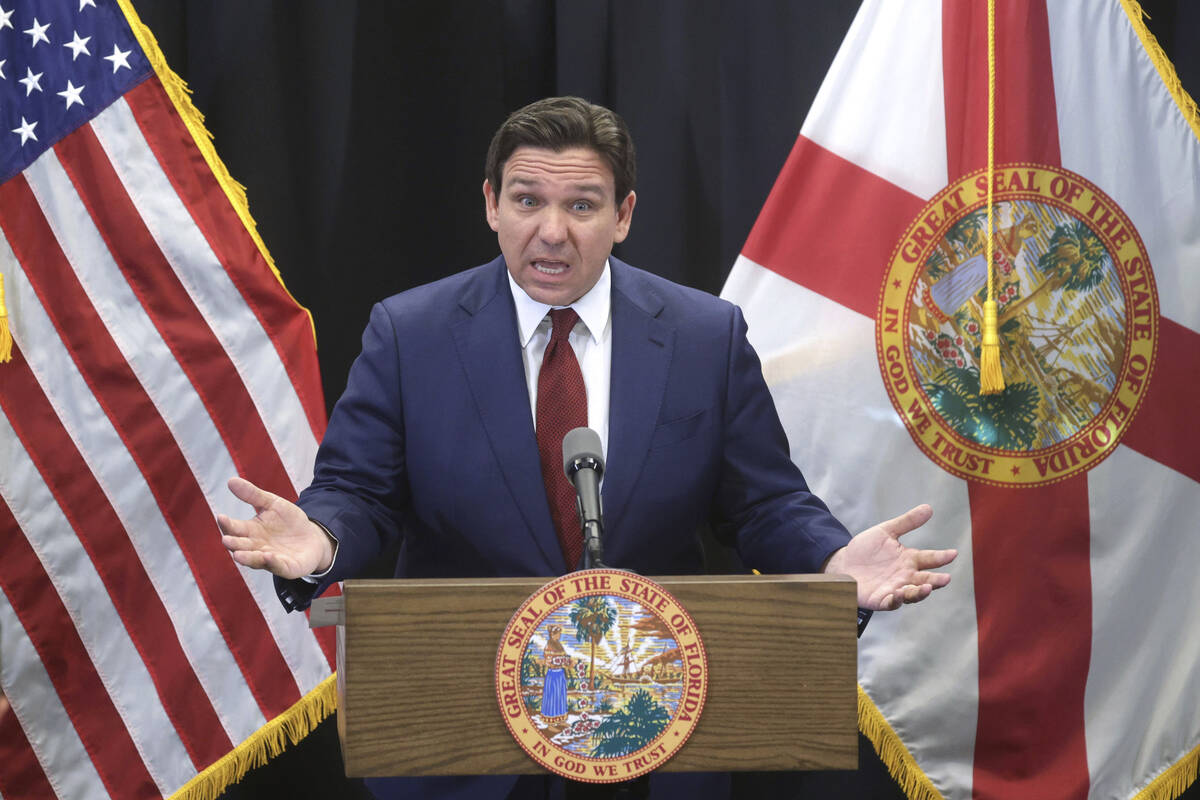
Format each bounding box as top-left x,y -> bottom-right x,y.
507,260 -> 611,347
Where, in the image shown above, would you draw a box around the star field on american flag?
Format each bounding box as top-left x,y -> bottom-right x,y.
0,0 -> 146,183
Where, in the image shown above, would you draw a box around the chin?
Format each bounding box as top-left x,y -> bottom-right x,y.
525,283 -> 578,306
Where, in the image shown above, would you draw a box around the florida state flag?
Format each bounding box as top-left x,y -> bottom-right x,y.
722,2 -> 1200,798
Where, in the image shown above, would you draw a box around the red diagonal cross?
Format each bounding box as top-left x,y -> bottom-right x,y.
744,2 -> 1198,796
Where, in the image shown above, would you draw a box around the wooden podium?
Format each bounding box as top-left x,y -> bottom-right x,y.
311,573 -> 858,777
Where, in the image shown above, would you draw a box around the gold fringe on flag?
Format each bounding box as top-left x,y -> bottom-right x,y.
0,273 -> 13,363
978,0 -> 1005,395
862,679 -> 1200,800
169,673 -> 338,800
1119,14 -> 1200,798
1121,0 -> 1200,144
113,0 -> 318,347
1133,739 -> 1200,800
858,685 -> 945,800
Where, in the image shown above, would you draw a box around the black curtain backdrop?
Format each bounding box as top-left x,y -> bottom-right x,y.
129,2 -> 1199,798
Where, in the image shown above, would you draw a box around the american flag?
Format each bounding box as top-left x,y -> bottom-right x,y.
0,1 -> 335,797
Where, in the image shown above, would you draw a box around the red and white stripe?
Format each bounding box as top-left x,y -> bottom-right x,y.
0,75 -> 334,798
723,1 -> 1200,798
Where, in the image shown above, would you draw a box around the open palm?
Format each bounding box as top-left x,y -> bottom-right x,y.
824,505 -> 957,611
217,477 -> 332,579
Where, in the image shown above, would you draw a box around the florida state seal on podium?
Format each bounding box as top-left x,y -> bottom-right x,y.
311,428 -> 859,783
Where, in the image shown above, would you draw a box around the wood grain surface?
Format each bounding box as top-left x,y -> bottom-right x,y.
336,574 -> 857,777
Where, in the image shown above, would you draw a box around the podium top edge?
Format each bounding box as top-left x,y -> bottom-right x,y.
342,573 -> 855,590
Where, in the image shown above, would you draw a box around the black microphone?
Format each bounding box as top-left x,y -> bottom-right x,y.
562,427 -> 605,569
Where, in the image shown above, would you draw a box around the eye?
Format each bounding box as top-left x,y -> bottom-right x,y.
572,200 -> 592,212
518,196 -> 538,208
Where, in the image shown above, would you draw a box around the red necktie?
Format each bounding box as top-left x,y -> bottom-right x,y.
537,308 -> 587,570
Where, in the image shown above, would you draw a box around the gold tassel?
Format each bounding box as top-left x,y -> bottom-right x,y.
979,0 -> 1005,395
0,273 -> 13,364
979,299 -> 1004,393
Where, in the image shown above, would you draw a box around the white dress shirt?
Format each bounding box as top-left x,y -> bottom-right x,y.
507,261 -> 613,462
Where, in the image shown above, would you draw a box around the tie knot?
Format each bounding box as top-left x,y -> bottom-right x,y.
549,307 -> 580,343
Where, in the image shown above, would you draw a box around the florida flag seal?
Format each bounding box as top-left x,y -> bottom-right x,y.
880,163 -> 1158,487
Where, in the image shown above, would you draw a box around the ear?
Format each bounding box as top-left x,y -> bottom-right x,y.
483,179 -> 500,232
612,190 -> 637,243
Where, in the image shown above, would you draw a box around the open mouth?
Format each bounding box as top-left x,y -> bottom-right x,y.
533,260 -> 569,275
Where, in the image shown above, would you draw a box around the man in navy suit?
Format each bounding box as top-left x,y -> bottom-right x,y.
218,97 -> 955,799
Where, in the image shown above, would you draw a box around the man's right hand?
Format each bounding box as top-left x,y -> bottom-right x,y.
217,476 -> 334,579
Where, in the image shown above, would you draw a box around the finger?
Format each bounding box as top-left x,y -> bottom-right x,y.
230,548 -> 297,578
900,584 -> 933,604
872,582 -> 936,610
220,532 -> 262,553
909,571 -> 952,589
227,475 -> 274,511
230,548 -> 271,571
871,589 -> 906,612
884,504 -> 934,539
914,547 -> 958,569
216,513 -> 256,539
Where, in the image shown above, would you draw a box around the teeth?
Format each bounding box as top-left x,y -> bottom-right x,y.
534,261 -> 567,275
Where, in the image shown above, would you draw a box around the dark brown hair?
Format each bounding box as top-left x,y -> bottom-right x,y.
485,96 -> 637,203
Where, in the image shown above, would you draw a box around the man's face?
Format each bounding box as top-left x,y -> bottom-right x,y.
484,146 -> 636,306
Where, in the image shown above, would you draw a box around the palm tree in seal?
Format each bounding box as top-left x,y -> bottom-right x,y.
570,596 -> 616,691
998,220 -> 1109,327
924,365 -> 1040,450
589,689 -> 671,758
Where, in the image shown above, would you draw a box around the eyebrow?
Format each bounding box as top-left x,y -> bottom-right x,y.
507,177 -> 607,196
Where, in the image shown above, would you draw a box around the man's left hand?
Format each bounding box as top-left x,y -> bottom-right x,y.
823,504 -> 957,611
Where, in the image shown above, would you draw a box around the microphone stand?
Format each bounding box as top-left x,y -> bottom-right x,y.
562,436 -> 648,800
581,516 -> 605,569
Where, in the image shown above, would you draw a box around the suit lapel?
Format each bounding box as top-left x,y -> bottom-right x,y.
450,260 -> 562,572
604,261 -> 674,539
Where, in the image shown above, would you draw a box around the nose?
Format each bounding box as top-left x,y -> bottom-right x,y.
537,206 -> 568,245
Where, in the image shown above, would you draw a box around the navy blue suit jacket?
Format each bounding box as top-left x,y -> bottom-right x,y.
283,256 -> 848,606
278,256 -> 850,799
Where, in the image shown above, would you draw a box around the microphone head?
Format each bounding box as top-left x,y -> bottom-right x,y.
562,427 -> 604,481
